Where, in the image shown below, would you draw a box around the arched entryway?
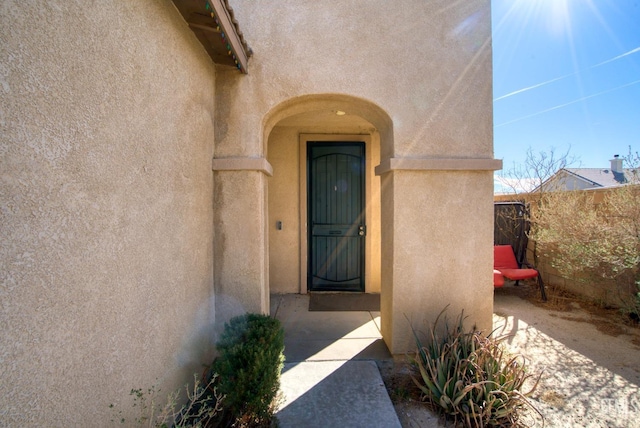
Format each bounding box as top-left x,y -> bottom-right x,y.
263,94 -> 393,332
214,92 -> 498,354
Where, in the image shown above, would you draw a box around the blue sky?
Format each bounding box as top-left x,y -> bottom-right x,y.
491,0 -> 640,192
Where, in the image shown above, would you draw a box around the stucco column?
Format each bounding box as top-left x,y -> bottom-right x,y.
377,158 -> 501,354
212,158 -> 272,326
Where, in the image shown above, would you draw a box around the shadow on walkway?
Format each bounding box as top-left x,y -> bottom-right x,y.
494,284 -> 640,427
270,294 -> 401,428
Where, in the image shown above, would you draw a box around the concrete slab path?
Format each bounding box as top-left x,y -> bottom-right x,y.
271,294 -> 402,428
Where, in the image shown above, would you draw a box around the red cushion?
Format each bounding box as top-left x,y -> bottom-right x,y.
499,268 -> 538,281
494,245 -> 519,269
493,270 -> 505,288
494,245 -> 539,282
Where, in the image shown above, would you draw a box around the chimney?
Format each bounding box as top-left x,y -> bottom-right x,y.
610,154 -> 623,173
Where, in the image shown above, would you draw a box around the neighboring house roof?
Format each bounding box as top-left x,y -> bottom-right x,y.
563,167 -> 632,187
536,157 -> 639,192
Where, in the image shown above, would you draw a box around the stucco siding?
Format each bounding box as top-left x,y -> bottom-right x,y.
1,0 -> 216,424
213,169 -> 269,317
219,0 -> 493,161
214,0 -> 500,353
387,171 -> 495,351
221,0 -> 494,353
267,127 -> 302,293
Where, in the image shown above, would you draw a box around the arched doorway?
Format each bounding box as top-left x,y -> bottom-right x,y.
263,94 -> 393,297
215,92 -> 498,354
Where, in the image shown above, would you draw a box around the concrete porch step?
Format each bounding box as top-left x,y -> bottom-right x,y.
271,294 -> 401,427
277,360 -> 401,428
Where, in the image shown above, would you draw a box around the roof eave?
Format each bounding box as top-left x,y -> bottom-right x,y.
172,0 -> 252,74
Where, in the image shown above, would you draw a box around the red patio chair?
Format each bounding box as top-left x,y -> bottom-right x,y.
493,269 -> 505,288
494,245 -> 547,301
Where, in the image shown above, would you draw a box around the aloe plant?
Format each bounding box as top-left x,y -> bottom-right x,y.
410,307 -> 541,427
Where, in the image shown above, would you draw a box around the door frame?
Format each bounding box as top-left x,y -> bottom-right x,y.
299,134 -> 373,294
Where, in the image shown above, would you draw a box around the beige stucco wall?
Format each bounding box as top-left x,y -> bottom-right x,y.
214,169 -> 270,318
218,0 -> 493,159
216,0 -> 496,353
382,171 -> 495,351
267,127 -> 301,293
1,1 -> 217,425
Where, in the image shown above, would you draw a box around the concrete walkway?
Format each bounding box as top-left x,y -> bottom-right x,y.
271,289 -> 640,427
271,294 -> 402,428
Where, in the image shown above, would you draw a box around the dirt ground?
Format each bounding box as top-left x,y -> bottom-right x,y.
379,282 -> 640,427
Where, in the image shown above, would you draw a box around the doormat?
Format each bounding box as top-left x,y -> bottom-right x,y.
309,293 -> 380,312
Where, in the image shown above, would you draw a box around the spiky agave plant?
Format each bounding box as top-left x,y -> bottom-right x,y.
410,307 -> 541,427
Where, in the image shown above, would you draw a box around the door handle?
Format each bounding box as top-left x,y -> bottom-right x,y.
358,225 -> 366,236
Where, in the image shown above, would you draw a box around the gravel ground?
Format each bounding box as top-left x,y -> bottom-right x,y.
381,284 -> 640,427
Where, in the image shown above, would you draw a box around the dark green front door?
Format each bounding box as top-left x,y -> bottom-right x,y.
308,142 -> 365,292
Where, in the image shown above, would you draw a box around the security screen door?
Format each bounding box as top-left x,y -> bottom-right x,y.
308,142 -> 365,292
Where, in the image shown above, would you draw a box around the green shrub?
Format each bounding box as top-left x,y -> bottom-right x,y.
210,313 -> 285,427
410,308 -> 540,427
